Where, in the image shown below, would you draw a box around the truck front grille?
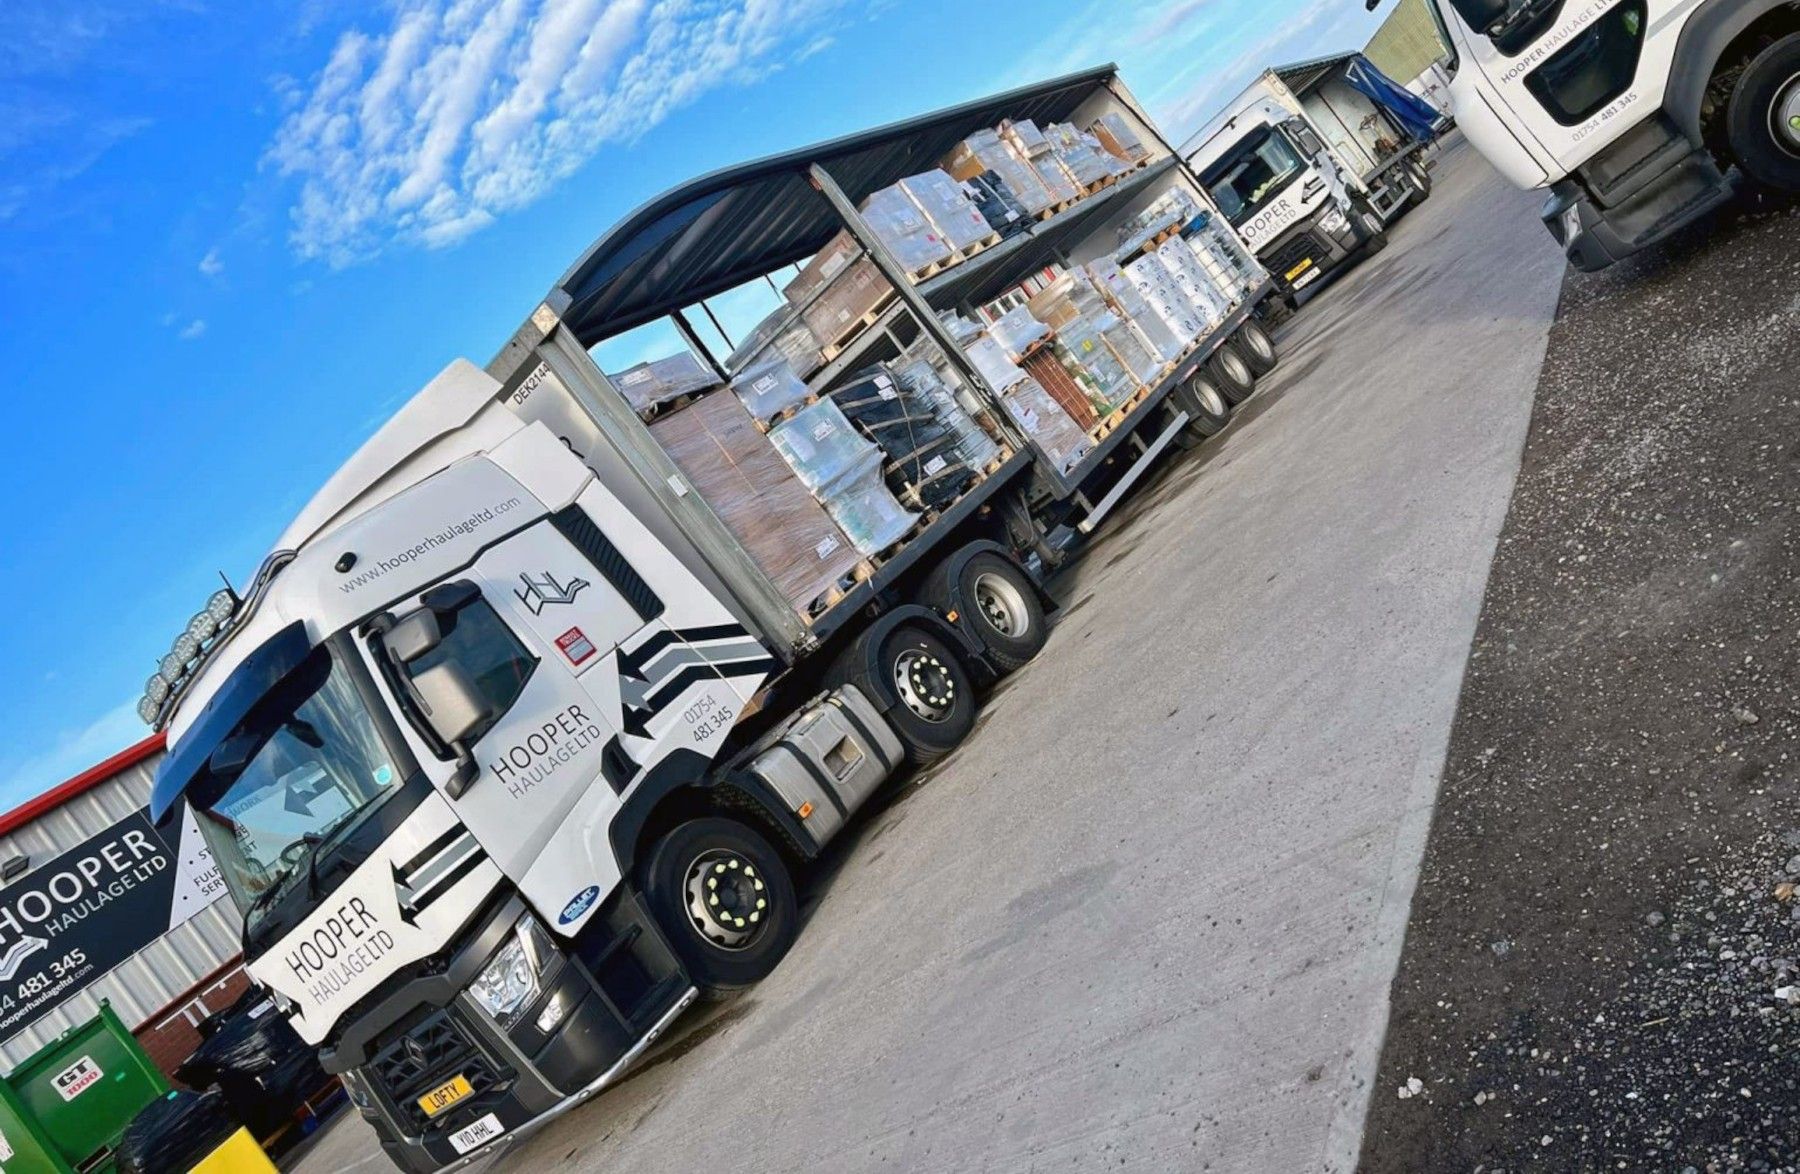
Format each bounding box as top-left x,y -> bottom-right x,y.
371,1009 -> 512,1134
1266,233 -> 1325,285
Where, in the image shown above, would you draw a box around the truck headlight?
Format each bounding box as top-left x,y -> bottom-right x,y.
469,917 -> 558,1025
1320,208 -> 1348,234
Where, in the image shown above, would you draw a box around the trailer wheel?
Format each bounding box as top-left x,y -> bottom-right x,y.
878,625 -> 976,765
1726,33 -> 1800,192
1234,318 -> 1278,375
641,817 -> 798,992
1208,343 -> 1257,406
951,552 -> 1047,672
1174,374 -> 1230,446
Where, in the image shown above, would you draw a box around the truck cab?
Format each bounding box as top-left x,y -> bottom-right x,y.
1189,105 -> 1383,301
1422,0 -> 1800,269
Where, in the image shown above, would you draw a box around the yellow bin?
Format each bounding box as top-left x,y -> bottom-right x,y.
189,1127 -> 279,1173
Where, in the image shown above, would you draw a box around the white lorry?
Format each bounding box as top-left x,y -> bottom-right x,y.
1417,0 -> 1800,269
142,68 -> 1277,1172
1186,58 -> 1435,306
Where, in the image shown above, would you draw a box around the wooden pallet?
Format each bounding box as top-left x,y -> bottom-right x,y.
982,445 -> 1014,477
1087,385 -> 1152,443
817,290 -> 899,363
752,393 -> 819,434
1125,224 -> 1184,262
905,231 -> 999,284
1036,197 -> 1075,222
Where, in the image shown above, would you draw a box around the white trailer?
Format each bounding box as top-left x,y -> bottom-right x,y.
142,67 -> 1280,1173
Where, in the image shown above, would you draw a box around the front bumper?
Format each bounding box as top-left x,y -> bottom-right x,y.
331,890 -> 691,1172
1261,213 -> 1359,295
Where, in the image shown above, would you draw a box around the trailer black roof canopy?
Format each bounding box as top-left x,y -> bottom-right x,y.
552,64 -> 1124,347
1273,52 -> 1359,96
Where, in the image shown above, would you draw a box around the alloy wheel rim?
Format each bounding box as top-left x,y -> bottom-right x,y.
893,647 -> 956,723
1775,72 -> 1800,154
1246,327 -> 1274,363
973,572 -> 1030,638
1195,380 -> 1228,417
684,850 -> 768,951
1223,350 -> 1251,385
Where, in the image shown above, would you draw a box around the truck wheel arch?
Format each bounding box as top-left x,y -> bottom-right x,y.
1666,0 -> 1800,146
609,749 -> 815,883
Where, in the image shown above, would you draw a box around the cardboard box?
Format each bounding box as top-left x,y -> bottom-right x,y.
784,231 -> 861,306
650,391 -> 860,615
800,258 -> 893,348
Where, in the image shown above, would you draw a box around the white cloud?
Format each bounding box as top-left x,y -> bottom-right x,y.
268,0 -> 863,265
178,318 -> 207,340
198,247 -> 224,276
0,699 -> 147,810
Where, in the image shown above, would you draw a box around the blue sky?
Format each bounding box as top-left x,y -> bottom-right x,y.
0,0 -> 1386,808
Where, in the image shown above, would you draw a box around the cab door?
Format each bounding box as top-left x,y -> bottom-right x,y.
1443,0 -> 1678,174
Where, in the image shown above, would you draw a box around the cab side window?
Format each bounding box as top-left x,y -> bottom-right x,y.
397,598 -> 536,754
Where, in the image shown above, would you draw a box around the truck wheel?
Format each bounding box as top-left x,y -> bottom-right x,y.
1174,374 -> 1230,445
1358,207 -> 1389,254
1235,318 -> 1278,375
1726,34 -> 1800,192
878,626 -> 976,765
953,552 -> 1047,672
642,817 -> 798,992
1207,343 -> 1257,406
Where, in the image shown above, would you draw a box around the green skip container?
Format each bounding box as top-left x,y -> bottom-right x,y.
0,1002 -> 169,1173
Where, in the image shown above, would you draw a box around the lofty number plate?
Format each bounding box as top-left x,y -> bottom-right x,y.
417,1075 -> 473,1118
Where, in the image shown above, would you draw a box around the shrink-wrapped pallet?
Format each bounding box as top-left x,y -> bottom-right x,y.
800,259 -> 892,352
1157,239 -> 1231,326
607,352 -> 719,414
963,171 -> 1030,237
784,231 -> 862,306
771,400 -> 917,557
943,129 -> 1054,214
649,392 -> 860,614
731,355 -> 812,421
1044,123 -> 1112,188
727,309 -> 821,381
1091,113 -> 1151,164
1000,377 -> 1091,474
861,186 -> 952,275
1085,259 -> 1186,363
896,170 -> 992,252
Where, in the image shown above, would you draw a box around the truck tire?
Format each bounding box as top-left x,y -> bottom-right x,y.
1725,34 -> 1800,192
878,625 -> 976,765
1234,318 -> 1278,375
1174,373 -> 1231,445
641,817 -> 798,992
1357,206 -> 1389,254
1208,342 -> 1257,406
950,551 -> 1047,672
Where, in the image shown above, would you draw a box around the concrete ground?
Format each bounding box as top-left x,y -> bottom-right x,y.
296,137 -> 1566,1174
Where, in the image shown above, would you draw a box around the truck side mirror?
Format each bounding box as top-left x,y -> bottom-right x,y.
408,655 -> 492,799
1287,121 -> 1325,159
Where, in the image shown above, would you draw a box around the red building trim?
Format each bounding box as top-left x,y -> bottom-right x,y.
0,732 -> 167,838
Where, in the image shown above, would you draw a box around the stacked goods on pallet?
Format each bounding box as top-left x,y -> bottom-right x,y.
861,186 -> 953,275
785,231 -> 860,304
963,172 -> 1030,238
651,391 -> 862,613
1092,112 -> 1151,165
944,129 -> 1056,215
1156,238 -> 1230,329
830,367 -> 979,512
771,399 -> 918,555
892,358 -> 1002,472
963,334 -> 1090,473
781,237 -> 896,356
1086,258 -> 1187,364
1186,214 -> 1263,300
731,355 -> 813,421
894,171 -> 993,253
985,305 -> 1050,357
1001,119 -> 1082,206
1124,253 -> 1209,348
1044,122 -> 1118,187
1116,188 -> 1204,256
727,308 -> 823,380
1022,347 -> 1102,430
606,351 -> 719,415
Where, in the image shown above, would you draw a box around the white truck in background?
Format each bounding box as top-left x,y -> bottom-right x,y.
1185,58 -> 1435,309
1413,0 -> 1800,269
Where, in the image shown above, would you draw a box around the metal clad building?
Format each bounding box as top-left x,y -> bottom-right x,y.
0,735 -> 244,1069
1365,0 -> 1451,84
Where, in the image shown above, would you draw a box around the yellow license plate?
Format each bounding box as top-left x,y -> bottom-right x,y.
1284,258 -> 1315,281
418,1075 -> 473,1118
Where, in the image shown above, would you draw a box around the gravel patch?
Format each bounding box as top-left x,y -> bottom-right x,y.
1359,195 -> 1800,1173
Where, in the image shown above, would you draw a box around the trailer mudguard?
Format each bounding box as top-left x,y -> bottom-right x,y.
1665,0 -> 1800,144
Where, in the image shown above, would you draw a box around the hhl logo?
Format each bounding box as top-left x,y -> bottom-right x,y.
515,571 -> 589,615
0,936 -> 49,981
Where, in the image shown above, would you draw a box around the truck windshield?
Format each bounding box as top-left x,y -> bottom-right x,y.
190,642 -> 408,924
1205,129 -> 1308,227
